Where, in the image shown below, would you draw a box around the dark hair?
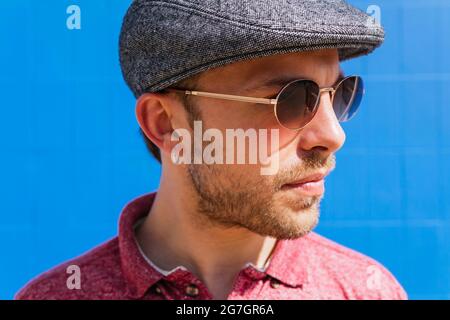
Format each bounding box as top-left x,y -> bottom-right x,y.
139,75 -> 201,163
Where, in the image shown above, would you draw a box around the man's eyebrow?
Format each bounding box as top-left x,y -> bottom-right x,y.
246,70 -> 345,92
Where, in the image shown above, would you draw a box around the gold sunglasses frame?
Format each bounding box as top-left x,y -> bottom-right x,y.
166,75 -> 362,130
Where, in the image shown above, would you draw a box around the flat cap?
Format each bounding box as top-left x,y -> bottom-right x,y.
119,0 -> 384,97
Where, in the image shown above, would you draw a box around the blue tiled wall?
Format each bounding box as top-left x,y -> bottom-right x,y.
0,0 -> 448,299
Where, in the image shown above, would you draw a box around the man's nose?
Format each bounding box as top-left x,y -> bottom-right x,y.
297,91 -> 346,154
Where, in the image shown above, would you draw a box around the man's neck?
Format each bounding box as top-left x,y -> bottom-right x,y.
135,183 -> 277,300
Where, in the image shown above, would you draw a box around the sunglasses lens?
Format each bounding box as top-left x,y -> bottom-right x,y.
333,76 -> 364,122
275,80 -> 320,130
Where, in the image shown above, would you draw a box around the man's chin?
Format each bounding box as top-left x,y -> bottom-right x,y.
276,205 -> 320,239
241,203 -> 320,240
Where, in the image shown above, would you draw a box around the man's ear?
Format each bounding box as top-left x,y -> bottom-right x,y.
135,93 -> 174,158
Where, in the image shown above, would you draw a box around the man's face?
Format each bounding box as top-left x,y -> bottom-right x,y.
179,49 -> 346,239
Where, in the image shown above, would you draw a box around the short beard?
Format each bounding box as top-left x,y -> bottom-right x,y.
187,153 -> 332,240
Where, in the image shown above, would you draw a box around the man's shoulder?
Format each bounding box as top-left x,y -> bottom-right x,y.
301,232 -> 386,268
295,232 -> 408,300
15,237 -> 127,300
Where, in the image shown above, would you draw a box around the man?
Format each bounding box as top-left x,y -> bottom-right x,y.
16,0 -> 407,300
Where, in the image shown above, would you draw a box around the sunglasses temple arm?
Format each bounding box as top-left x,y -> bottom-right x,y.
166,88 -> 276,105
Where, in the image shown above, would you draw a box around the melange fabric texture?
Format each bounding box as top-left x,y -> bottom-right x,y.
119,0 -> 385,97
16,192 -> 407,300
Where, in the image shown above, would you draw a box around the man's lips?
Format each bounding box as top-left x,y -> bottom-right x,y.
281,171 -> 330,196
285,171 -> 328,185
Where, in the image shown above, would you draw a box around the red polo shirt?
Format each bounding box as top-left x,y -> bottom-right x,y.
15,192 -> 407,300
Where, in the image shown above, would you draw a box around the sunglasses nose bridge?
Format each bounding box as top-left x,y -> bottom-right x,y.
319,87 -> 335,96
317,87 -> 335,105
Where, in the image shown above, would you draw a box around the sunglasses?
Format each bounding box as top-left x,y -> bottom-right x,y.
166,75 -> 364,130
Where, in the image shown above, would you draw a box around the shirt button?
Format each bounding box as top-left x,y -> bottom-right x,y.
185,284 -> 199,297
270,279 -> 281,289
154,286 -> 162,294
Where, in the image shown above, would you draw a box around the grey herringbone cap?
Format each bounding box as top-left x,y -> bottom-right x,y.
119,0 -> 384,98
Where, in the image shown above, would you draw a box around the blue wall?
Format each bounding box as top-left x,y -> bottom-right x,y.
0,0 -> 448,299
